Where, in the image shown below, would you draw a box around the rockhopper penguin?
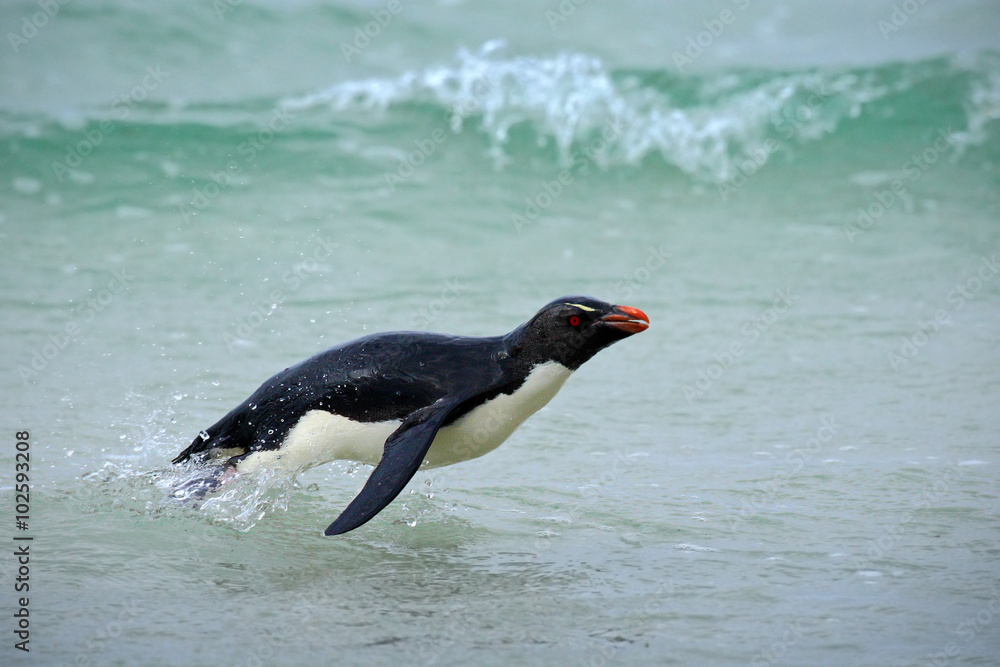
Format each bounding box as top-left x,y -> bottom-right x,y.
173,296 -> 649,536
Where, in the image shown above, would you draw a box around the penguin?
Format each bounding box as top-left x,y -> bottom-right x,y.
173,296 -> 649,536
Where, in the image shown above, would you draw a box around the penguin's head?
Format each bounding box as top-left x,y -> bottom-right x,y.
517,296 -> 649,370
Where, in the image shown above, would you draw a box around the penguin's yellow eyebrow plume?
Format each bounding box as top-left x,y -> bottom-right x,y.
564,303 -> 597,312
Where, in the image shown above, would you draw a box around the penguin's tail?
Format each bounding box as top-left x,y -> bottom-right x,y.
172,434 -> 215,465
173,409 -> 245,465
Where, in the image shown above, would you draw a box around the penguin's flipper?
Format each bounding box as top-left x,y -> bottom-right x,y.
324,397 -> 468,536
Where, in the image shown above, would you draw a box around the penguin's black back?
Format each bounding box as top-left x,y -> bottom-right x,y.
174,331 -> 524,464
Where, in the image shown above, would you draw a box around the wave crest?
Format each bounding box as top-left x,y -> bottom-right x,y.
282,43 -> 1000,181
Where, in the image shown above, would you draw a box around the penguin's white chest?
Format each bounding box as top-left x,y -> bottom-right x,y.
239,362 -> 572,473
424,361 -> 573,467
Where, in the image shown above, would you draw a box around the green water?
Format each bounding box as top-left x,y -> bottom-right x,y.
2,1 -> 1000,665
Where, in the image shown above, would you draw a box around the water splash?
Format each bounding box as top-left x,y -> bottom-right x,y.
73,393 -> 302,533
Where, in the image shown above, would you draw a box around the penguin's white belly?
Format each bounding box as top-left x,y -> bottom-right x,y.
237,362 -> 572,473
237,412 -> 398,473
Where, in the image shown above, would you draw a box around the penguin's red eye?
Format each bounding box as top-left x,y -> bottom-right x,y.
569,315 -> 581,327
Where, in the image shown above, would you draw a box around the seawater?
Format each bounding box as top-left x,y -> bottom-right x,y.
2,1 -> 999,665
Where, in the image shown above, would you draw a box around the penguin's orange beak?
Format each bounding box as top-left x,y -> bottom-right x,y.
601,305 -> 650,334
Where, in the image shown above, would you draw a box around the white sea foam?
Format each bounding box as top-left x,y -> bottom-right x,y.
279,43 -> 997,182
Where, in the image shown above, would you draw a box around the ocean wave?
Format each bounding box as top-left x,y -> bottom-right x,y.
4,46 -> 998,185
280,44 -> 1000,181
